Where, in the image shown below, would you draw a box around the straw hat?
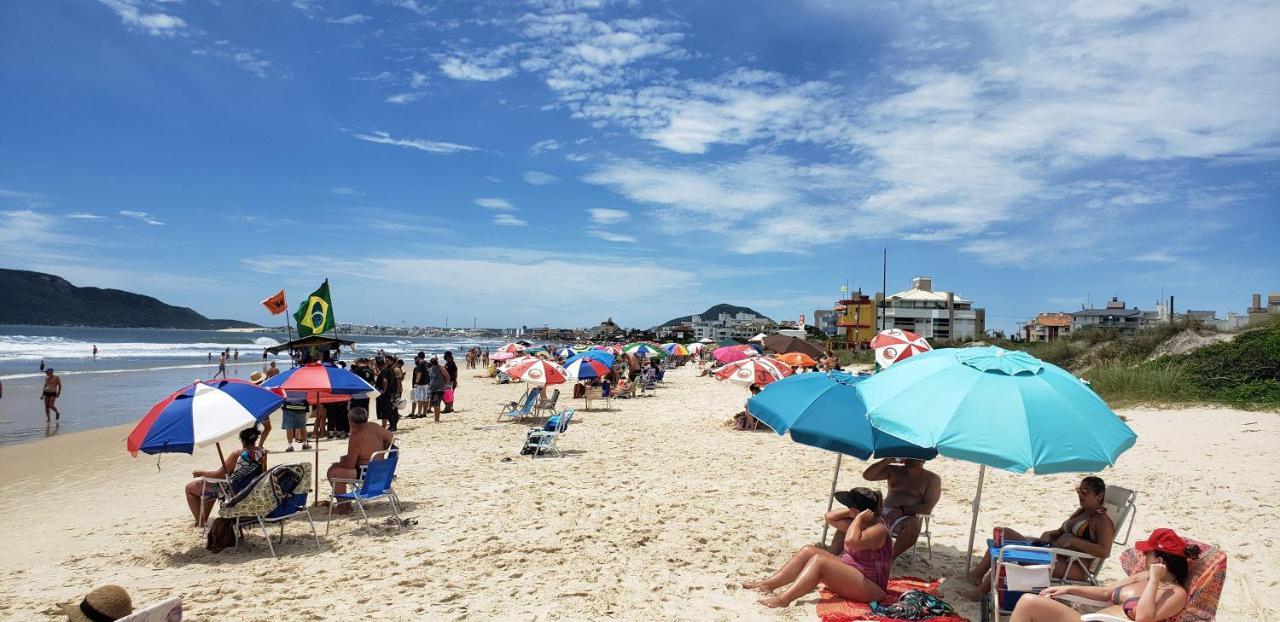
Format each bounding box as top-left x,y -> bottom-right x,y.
62,585 -> 132,621
249,370 -> 267,385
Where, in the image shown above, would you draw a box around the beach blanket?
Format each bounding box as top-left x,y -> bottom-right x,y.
816,577 -> 968,622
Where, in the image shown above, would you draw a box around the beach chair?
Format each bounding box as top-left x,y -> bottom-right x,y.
522,408 -> 575,458
326,447 -> 403,534
118,597 -> 182,622
534,388 -> 560,419
614,381 -> 636,399
904,514 -> 933,562
1052,485 -> 1139,586
640,374 -> 658,396
985,544 -> 1055,622
655,367 -> 668,385
583,384 -> 611,410
498,388 -> 540,422
218,463 -> 319,558
197,476 -> 230,528
1054,539 -> 1226,622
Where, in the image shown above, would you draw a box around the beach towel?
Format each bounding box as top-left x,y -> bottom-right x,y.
816,576 -> 968,622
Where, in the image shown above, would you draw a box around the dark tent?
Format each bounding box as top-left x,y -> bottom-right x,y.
762,334 -> 825,358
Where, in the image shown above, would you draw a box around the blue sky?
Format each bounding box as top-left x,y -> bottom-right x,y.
1,0 -> 1277,331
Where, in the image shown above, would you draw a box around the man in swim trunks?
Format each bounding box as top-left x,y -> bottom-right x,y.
41,368 -> 62,421
326,407 -> 394,512
861,458 -> 941,560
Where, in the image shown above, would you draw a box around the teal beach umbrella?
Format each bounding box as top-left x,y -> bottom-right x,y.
855,346 -> 1137,571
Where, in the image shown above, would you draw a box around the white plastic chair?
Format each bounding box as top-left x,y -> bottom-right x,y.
1052,485 -> 1139,586
905,514 -> 933,562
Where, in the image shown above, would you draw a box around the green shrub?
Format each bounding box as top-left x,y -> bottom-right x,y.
1084,359 -> 1192,406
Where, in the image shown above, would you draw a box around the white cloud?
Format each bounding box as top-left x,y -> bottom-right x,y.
330,187 -> 362,196
190,41 -> 275,78
0,210 -> 86,261
493,214 -> 528,227
118,210 -> 164,225
473,198 -> 515,210
522,171 -> 559,185
530,139 -> 561,154
327,14 -> 370,25
439,56 -> 517,81
385,92 -> 425,104
66,212 -> 106,220
97,0 -> 186,37
587,208 -> 628,225
587,229 -> 636,243
353,131 -> 478,154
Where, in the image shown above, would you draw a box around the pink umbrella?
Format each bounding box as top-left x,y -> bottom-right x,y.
713,345 -> 757,363
593,344 -> 622,355
492,351 -> 518,361
506,359 -> 568,386
715,357 -> 793,387
870,329 -> 932,369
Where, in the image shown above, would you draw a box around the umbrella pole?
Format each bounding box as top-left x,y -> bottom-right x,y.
966,464 -> 986,575
215,442 -> 226,465
820,453 -> 843,547
314,392 -> 322,506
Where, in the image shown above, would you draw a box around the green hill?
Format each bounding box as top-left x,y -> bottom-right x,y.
0,268 -> 259,329
658,303 -> 774,328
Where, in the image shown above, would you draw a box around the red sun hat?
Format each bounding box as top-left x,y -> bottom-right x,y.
1135,528 -> 1188,557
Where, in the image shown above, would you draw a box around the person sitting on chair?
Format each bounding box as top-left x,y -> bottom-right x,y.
962,476 -> 1115,600
860,457 -> 941,560
326,407 -> 394,513
1008,528 -> 1196,622
732,384 -> 762,430
741,487 -> 892,608
184,427 -> 266,527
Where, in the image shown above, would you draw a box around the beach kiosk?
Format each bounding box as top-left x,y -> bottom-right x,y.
265,335 -> 356,367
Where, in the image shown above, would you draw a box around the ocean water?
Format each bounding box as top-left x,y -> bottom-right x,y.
0,325 -> 506,447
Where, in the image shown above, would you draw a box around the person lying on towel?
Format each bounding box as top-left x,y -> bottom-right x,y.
742,487 -> 891,608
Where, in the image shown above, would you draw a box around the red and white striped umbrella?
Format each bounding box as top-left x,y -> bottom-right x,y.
506,359 -> 568,386
498,342 -> 527,354
715,356 -> 793,387
870,329 -> 932,369
500,355 -> 536,372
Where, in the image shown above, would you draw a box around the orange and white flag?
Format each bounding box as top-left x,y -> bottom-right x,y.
261,290 -> 288,315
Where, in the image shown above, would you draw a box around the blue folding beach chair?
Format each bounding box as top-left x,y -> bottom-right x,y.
218,463 -> 320,558
497,387 -> 540,422
521,408 -> 575,458
326,447 -> 403,534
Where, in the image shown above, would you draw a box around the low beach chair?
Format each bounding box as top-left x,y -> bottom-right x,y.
218,463 -> 319,558
655,367 -> 667,385
326,447 -> 403,534
583,384 -> 611,410
197,476 -> 230,529
522,408 -> 575,458
1052,485 -> 1139,586
1054,538 -> 1226,622
534,388 -> 560,419
498,388 -> 540,422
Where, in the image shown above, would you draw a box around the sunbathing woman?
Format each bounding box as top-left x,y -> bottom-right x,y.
962,476 -> 1115,600
742,487 -> 891,608
1009,528 -> 1196,622
183,427 -> 267,526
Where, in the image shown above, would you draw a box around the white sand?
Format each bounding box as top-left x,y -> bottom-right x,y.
0,365 -> 1276,620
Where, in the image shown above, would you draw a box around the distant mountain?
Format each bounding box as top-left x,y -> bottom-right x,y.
658,303 -> 774,328
0,269 -> 259,329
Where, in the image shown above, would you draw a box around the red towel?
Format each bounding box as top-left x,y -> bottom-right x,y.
816,576 -> 968,622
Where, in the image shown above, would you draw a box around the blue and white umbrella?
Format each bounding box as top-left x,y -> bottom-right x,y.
555,347 -> 576,359
128,379 -> 284,455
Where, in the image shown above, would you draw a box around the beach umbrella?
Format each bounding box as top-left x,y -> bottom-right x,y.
773,352 -> 817,368
261,362 -> 378,498
762,334 -> 825,358
491,351 -> 518,361
564,356 -> 611,380
713,344 -> 757,364
856,346 -> 1138,571
663,343 -> 689,356
698,337 -> 715,344
686,342 -> 705,353
716,338 -> 742,347
593,344 -> 622,355
624,343 -> 666,358
870,329 -> 932,369
571,344 -> 590,353
506,359 -> 568,386
748,333 -> 767,343
501,355 -> 536,371
128,379 -> 284,456
555,346 -> 576,359
524,346 -> 549,355
715,356 -> 793,387
498,343 -> 526,354
567,350 -> 616,368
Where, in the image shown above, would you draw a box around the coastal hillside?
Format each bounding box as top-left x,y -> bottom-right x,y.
0,269 -> 258,329
659,303 -> 773,328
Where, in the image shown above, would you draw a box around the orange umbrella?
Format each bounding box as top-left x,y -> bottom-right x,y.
773,352 -> 817,368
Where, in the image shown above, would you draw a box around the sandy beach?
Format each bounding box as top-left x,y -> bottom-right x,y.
1,365 -> 1276,621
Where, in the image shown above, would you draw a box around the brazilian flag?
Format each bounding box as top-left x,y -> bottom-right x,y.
294,280 -> 335,337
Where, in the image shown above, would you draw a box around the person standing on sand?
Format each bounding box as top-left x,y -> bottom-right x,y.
426,356 -> 448,422
410,352 -> 428,418
443,351 -> 459,414
213,353 -> 228,379
626,352 -> 641,382
41,368 -> 62,421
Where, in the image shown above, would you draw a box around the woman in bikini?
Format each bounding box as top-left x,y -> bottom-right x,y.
183,427 -> 267,526
742,487 -> 891,608
1009,528 -> 1196,621
962,476 -> 1115,600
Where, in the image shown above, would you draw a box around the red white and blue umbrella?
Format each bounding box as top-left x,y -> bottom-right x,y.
128,379 -> 284,456
260,362 -> 377,402
564,356 -> 611,380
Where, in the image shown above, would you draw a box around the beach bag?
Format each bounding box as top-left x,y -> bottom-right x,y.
443,387 -> 455,404
205,518 -> 236,553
